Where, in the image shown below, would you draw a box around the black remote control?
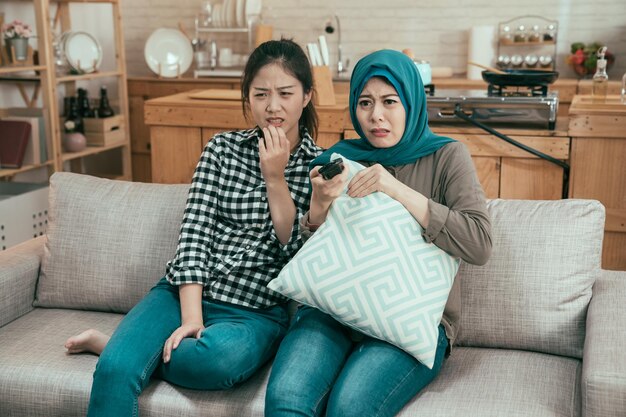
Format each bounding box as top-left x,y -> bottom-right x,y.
318,159 -> 344,180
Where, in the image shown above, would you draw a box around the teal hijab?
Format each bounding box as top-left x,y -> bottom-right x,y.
311,49 -> 454,168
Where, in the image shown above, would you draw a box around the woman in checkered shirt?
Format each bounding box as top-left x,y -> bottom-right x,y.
64,39 -> 323,417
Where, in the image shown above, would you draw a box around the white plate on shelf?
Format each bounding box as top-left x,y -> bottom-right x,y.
213,3 -> 222,28
245,0 -> 261,20
223,1 -> 230,27
144,28 -> 193,78
64,31 -> 102,73
229,0 -> 238,28
236,0 -> 246,27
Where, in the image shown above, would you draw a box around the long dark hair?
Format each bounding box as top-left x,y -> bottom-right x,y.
241,38 -> 318,140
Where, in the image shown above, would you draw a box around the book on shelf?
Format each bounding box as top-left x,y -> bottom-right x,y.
1,108 -> 48,162
2,116 -> 41,166
0,120 -> 31,169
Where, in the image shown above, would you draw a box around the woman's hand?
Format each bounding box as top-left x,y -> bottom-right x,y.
259,126 -> 290,183
308,163 -> 349,225
348,164 -> 405,199
162,322 -> 204,363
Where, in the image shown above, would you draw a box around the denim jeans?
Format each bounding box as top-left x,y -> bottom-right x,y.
265,306 -> 448,417
87,278 -> 289,417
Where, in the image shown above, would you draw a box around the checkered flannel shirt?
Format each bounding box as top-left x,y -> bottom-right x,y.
165,128 -> 322,308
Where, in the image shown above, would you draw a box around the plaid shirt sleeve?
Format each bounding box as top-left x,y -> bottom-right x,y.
165,139 -> 222,287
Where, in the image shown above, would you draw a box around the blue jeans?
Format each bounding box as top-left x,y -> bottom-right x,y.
265,306 -> 448,417
87,278 -> 289,417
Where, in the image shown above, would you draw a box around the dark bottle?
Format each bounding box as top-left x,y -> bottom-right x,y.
97,86 -> 115,118
63,97 -> 84,133
77,88 -> 95,118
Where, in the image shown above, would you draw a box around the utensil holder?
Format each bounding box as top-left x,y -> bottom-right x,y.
254,24 -> 273,47
312,65 -> 336,106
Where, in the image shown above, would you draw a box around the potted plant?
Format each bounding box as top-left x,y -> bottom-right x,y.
566,42 -> 615,78
2,19 -> 32,62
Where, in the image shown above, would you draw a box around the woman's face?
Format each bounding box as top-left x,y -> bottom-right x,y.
355,77 -> 406,148
248,63 -> 312,145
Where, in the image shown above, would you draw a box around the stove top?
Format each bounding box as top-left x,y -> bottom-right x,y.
426,89 -> 559,129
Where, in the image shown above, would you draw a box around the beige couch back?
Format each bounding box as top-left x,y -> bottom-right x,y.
35,173 -> 189,313
35,173 -> 605,358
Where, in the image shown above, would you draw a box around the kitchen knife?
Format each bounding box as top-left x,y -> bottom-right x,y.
306,43 -> 318,66
318,35 -> 330,66
311,43 -> 323,67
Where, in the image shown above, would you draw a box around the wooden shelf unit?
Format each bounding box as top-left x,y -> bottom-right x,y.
0,1 -> 58,180
0,0 -> 131,181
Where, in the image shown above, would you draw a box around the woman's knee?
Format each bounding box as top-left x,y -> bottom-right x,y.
265,376 -> 322,417
164,335 -> 271,389
93,350 -> 150,393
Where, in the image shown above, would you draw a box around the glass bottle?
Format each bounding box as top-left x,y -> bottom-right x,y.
77,88 -> 95,118
63,97 -> 84,133
592,47 -> 609,104
97,86 -> 115,118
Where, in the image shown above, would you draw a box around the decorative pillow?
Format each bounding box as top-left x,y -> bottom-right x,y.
35,172 -> 189,313
269,155 -> 460,369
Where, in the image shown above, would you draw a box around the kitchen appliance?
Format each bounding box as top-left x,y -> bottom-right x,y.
428,88 -> 558,129
427,83 -> 569,197
481,69 -> 559,90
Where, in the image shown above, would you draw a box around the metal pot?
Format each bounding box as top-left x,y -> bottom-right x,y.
481,69 -> 559,87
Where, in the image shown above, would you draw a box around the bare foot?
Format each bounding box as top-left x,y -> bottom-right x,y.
65,329 -> 110,355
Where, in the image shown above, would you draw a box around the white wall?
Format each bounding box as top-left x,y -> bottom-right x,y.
121,0 -> 626,79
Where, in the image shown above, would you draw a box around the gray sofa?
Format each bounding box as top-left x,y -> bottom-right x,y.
1,172 -> 625,417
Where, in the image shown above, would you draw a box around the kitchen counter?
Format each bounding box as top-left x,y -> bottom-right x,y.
137,79 -> 624,271
568,95 -> 626,270
144,89 -> 570,203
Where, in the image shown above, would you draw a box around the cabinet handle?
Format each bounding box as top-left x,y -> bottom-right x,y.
147,142 -> 151,151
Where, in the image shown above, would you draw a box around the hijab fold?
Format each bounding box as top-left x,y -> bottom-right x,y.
311,49 -> 454,168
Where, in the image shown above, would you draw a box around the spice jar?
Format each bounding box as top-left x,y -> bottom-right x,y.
524,54 -> 538,68
500,25 -> 513,43
528,25 -> 541,42
511,55 -> 524,67
514,25 -> 527,42
543,24 -> 556,42
496,55 -> 511,69
539,55 -> 553,68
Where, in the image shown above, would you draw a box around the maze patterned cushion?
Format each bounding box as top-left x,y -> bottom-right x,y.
269,156 -> 460,368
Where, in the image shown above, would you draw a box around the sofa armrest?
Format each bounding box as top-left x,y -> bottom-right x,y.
582,269 -> 626,417
0,236 -> 45,328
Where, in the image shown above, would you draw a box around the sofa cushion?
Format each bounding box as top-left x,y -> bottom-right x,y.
456,199 -> 605,358
0,308 -> 270,417
269,156 -> 460,369
400,347 -> 581,417
35,173 -> 189,313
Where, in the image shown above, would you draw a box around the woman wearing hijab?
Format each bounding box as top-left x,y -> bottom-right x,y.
265,49 -> 492,417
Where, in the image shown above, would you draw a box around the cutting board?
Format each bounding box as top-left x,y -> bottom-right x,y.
188,89 -> 242,101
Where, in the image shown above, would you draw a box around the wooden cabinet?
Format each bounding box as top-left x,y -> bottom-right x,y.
128,77 -> 241,182
0,0 -> 132,181
144,90 -> 347,184
345,123 -> 569,200
145,90 -> 569,202
569,95 -> 626,271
